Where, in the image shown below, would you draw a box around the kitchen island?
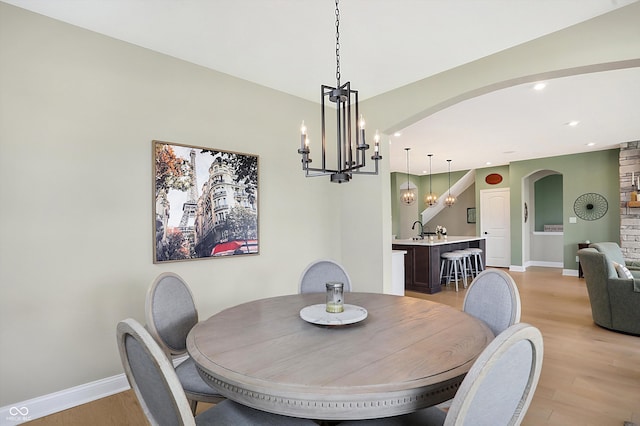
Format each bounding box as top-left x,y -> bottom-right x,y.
392,236 -> 486,294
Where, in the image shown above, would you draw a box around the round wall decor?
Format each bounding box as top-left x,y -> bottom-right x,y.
485,173 -> 503,185
573,193 -> 608,221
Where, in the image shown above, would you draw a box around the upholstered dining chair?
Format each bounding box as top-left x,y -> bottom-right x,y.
299,259 -> 352,293
462,269 -> 522,336
117,318 -> 317,426
145,272 -> 223,413
337,322 -> 544,426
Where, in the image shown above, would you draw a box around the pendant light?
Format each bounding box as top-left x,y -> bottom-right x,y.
424,154 -> 437,206
400,148 -> 415,205
444,159 -> 456,207
297,0 -> 381,183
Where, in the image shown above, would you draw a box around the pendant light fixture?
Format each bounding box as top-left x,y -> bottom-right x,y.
400,148 -> 415,205
297,0 -> 381,183
444,159 -> 456,207
424,154 -> 437,206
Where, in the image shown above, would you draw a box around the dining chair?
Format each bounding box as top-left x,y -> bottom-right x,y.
337,322 -> 544,426
462,269 -> 521,336
299,259 -> 352,293
145,272 -> 223,413
117,318 -> 317,426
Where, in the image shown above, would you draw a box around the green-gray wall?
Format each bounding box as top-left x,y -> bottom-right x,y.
509,150 -> 621,269
393,152 -> 620,272
535,175 -> 563,231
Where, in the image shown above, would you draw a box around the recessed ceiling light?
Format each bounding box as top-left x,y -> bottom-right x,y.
485,161 -> 492,165
567,120 -> 580,127
586,142 -> 596,146
394,132 -> 402,137
533,82 -> 546,91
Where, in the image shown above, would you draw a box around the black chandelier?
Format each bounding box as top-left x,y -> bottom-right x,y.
297,0 -> 381,183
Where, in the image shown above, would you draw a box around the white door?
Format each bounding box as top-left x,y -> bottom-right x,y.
480,188 -> 511,267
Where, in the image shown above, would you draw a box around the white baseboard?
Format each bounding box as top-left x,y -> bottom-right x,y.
563,269 -> 579,277
528,261 -> 563,268
0,355 -> 188,425
0,374 -> 129,425
509,265 -> 526,272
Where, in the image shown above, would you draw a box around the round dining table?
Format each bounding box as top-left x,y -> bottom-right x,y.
187,292 -> 494,421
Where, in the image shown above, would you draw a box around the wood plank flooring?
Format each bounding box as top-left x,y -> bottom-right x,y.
26,267 -> 640,425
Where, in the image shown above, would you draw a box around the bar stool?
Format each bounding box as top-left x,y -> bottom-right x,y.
440,252 -> 467,292
466,247 -> 484,277
455,249 -> 474,281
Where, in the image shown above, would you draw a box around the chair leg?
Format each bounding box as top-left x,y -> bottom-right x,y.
453,260 -> 459,292
460,257 -> 468,288
472,254 -> 479,278
189,399 -> 197,415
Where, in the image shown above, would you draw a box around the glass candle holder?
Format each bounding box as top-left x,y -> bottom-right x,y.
325,282 -> 344,313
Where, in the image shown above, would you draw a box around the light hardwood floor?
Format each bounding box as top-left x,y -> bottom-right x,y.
26,267 -> 640,425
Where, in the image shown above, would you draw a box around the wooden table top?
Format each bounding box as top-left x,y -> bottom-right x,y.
187,292 -> 494,420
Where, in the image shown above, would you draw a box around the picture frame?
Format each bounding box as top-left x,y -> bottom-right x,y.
153,140 -> 259,263
467,207 -> 476,224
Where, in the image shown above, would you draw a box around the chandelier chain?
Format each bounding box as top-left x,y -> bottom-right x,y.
297,0 -> 381,183
335,0 -> 341,85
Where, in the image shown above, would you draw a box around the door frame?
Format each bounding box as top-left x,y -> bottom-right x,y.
480,188 -> 511,268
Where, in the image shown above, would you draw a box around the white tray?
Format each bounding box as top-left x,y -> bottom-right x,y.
299,304 -> 368,326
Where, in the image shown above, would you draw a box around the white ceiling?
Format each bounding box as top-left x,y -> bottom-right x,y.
4,0 -> 639,174
397,67 -> 640,174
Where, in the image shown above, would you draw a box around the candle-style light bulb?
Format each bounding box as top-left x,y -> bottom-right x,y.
300,121 -> 307,151
374,130 -> 380,152
358,114 -> 366,145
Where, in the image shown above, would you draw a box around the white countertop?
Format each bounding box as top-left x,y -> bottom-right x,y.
392,236 -> 485,246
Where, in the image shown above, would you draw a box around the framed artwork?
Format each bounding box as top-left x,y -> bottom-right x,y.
467,207 -> 476,224
153,140 -> 259,263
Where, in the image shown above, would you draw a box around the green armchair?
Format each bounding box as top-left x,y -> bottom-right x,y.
589,242 -> 640,277
577,248 -> 640,335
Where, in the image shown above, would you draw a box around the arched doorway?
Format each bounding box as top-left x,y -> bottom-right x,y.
522,170 -> 564,270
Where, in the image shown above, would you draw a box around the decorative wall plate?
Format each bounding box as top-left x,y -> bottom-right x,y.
573,193 -> 608,221
485,173 -> 503,185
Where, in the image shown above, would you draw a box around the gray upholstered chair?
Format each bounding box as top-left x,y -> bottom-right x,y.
299,259 -> 352,293
578,248 -> 640,335
337,323 -> 543,426
117,318 -> 317,426
462,269 -> 521,336
145,272 -> 223,413
589,242 -> 640,275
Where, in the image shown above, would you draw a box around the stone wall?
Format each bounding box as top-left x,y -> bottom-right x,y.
620,141 -> 640,262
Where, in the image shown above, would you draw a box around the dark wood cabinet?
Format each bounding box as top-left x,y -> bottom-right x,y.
393,238 -> 486,294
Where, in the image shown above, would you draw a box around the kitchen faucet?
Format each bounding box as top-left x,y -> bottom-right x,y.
412,221 -> 424,238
